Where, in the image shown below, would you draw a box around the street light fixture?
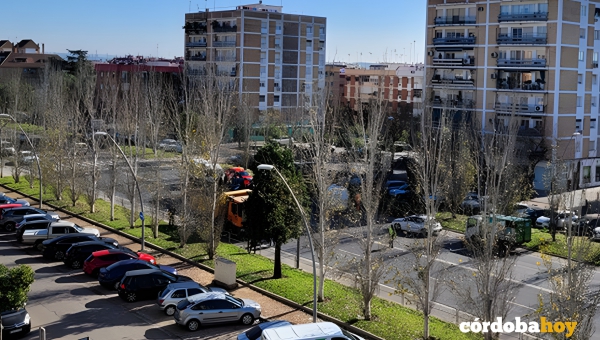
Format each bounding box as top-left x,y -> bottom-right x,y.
0,113 -> 43,209
256,163 -> 317,322
94,131 -> 146,251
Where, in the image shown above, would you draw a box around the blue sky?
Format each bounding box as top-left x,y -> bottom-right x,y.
4,0 -> 425,64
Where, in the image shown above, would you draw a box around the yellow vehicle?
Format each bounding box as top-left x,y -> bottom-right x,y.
223,189 -> 251,229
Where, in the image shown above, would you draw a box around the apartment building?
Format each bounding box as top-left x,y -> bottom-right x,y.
425,0 -> 600,191
184,2 -> 326,119
0,39 -> 62,78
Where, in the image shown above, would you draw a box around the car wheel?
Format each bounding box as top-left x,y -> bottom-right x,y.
164,305 -> 176,316
126,292 -> 137,302
71,259 -> 82,269
187,319 -> 200,331
240,313 -> 255,325
54,250 -> 65,260
5,222 -> 15,232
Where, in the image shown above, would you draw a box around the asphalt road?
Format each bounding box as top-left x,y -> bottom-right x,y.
276,227 -> 600,339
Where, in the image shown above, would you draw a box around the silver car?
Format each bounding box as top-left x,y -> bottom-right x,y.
174,292 -> 261,331
157,281 -> 227,316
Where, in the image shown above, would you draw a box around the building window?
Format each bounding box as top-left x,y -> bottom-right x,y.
596,165 -> 600,182
594,75 -> 598,85
596,30 -> 600,40
259,95 -> 265,102
584,166 -> 591,183
578,74 -> 583,84
579,51 -> 585,61
594,97 -> 598,107
581,28 -> 586,38
592,119 -> 597,129
576,118 -> 583,130
274,95 -> 280,102
260,82 -> 265,88
582,5 -> 587,17
534,120 -> 542,130
577,96 -> 583,107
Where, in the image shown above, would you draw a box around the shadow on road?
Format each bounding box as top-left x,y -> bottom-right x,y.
15,256 -> 43,265
55,273 -> 97,284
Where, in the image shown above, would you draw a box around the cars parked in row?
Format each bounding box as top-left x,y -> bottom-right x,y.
1,206 -> 59,232
22,222 -> 100,250
535,211 -> 578,229
0,193 -> 29,207
15,215 -> 59,242
63,240 -> 124,269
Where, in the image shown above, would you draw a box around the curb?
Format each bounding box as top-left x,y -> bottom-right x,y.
1,184 -> 384,340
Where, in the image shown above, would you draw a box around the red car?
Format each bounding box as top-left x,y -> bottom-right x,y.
226,167 -> 253,188
83,249 -> 156,276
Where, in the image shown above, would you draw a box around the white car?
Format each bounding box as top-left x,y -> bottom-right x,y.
536,211 -> 578,229
390,215 -> 442,237
158,139 -> 182,153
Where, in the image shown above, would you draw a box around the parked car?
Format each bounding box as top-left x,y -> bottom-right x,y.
237,320 -> 292,340
226,167 -> 253,189
261,322 -> 364,340
174,292 -> 261,331
22,221 -> 99,250
536,211 -> 578,229
459,192 -> 481,214
1,308 -> 31,338
63,241 -> 119,269
83,249 -> 156,276
158,281 -> 228,316
117,268 -> 192,302
98,259 -> 177,290
19,151 -> 38,165
0,193 -> 29,207
0,140 -> 15,156
1,207 -> 59,231
387,181 -> 410,197
519,207 -> 551,225
15,215 -> 59,242
158,139 -> 182,153
41,234 -> 118,261
390,215 -> 442,237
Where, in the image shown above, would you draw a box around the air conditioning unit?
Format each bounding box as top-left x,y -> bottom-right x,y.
491,52 -> 498,58
491,74 -> 497,79
478,6 -> 484,11
428,51 -> 434,56
535,106 -> 542,111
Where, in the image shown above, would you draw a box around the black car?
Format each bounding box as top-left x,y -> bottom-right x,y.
98,259 -> 177,290
1,308 -> 31,338
521,207 -> 550,225
41,234 -> 118,261
63,241 -> 120,269
117,268 -> 192,302
15,218 -> 56,243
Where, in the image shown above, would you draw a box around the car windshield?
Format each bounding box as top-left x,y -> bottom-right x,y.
243,324 -> 264,340
177,299 -> 193,310
74,224 -> 84,232
163,272 -> 177,281
159,288 -> 171,298
342,330 -> 360,340
239,171 -> 250,176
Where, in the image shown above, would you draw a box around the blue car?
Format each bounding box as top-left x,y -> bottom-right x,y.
237,320 -> 292,340
98,259 -> 177,290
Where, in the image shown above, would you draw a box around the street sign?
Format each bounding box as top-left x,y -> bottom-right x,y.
139,212 -> 144,221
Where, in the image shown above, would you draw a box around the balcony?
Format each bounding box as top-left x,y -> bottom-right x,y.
432,98 -> 475,109
498,12 -> 548,22
497,33 -> 547,45
188,56 -> 207,61
215,56 -> 236,62
186,41 -> 207,47
212,24 -> 237,33
434,16 -> 476,25
274,86 -> 281,92
319,33 -> 325,41
496,79 -> 545,91
433,36 -> 476,45
431,75 -> 474,87
497,58 -> 546,67
495,102 -> 544,114
432,57 -> 475,66
213,41 -> 236,47
183,22 -> 207,34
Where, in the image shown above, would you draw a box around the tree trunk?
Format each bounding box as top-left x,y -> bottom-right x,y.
273,242 -> 282,279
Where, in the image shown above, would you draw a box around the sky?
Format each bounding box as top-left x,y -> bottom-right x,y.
3,0 -> 426,64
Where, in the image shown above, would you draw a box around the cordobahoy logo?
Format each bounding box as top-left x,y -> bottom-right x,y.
459,317 -> 577,338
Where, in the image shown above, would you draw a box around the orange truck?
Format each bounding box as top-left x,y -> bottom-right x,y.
223,189 -> 251,230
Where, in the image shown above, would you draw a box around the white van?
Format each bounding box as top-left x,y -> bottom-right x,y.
260,322 -> 364,340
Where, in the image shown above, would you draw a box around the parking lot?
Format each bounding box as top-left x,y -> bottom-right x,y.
0,191 -> 312,340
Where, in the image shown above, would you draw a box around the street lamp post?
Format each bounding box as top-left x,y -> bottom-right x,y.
0,114 -> 43,208
95,132 -> 146,251
256,164 -> 317,323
